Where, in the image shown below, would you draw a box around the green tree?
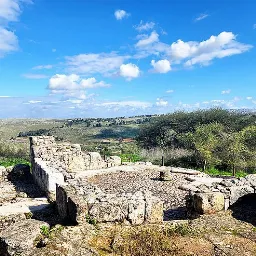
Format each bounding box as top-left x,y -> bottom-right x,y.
188,122 -> 224,171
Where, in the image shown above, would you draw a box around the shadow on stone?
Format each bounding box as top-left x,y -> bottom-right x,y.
164,206 -> 187,221
230,194 -> 256,226
29,203 -> 62,227
7,164 -> 45,198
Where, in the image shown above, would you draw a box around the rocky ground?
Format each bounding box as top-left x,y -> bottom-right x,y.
87,167 -> 191,220
2,164 -> 256,255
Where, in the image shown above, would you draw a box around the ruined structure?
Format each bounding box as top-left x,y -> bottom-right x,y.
30,136 -> 163,225
180,174 -> 256,215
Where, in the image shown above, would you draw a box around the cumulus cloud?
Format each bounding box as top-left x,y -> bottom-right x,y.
49,74 -> 110,91
22,73 -> 48,79
134,21 -> 155,31
156,98 -> 168,106
32,65 -> 53,70
0,0 -> 32,58
221,89 -> 231,94
0,27 -> 18,57
194,13 -> 209,22
114,9 -> 129,20
66,52 -> 129,76
246,96 -> 253,100
169,32 -> 252,67
151,59 -> 171,73
134,31 -> 252,67
119,63 -> 140,80
136,31 -> 159,47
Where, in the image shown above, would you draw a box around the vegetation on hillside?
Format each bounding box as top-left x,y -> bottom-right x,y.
136,108 -> 256,175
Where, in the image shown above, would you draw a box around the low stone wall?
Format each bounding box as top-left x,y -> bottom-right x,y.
30,136 -> 122,197
181,173 -> 256,215
56,181 -> 163,225
32,158 -> 65,198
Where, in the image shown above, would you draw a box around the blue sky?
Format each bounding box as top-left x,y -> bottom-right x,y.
0,0 -> 255,118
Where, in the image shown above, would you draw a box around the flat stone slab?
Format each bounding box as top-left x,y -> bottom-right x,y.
186,176 -> 223,184
0,219 -> 49,256
170,167 -> 203,175
0,198 -> 49,217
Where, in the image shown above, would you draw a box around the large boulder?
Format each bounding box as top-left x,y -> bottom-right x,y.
0,219 -> 49,256
187,192 -> 225,215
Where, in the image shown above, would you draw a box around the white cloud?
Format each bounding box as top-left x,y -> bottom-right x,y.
27,100 -> 42,104
0,0 -> 21,22
98,101 -> 151,109
134,21 -> 155,31
66,52 -> 129,76
32,65 -> 53,70
114,9 -> 129,20
246,96 -> 253,100
22,73 -> 48,79
0,27 -> 18,57
221,89 -> 231,94
49,74 -> 110,91
195,13 -> 209,22
136,31 -> 159,47
48,74 -> 110,99
151,59 -> 171,73
119,63 -> 140,80
0,0 -> 32,58
156,98 -> 168,106
168,32 -> 253,67
166,90 -> 174,93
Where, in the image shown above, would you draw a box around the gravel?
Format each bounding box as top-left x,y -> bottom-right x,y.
88,168 -> 191,220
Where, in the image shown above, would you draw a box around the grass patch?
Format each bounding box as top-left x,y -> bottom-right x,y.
204,167 -> 249,178
0,157 -> 31,167
120,153 -> 144,163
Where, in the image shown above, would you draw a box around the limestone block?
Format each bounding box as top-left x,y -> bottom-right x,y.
127,199 -> 146,225
145,197 -> 163,223
0,219 -> 49,256
229,185 -> 254,205
192,192 -> 225,214
159,169 -> 172,181
108,156 -> 122,167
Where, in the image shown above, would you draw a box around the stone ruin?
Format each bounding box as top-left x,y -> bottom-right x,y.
179,172 -> 256,215
30,136 -> 163,225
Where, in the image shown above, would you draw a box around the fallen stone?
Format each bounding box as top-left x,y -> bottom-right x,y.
229,185 -> 254,205
170,167 -> 203,175
189,192 -> 225,214
0,219 -> 49,256
159,169 -> 172,181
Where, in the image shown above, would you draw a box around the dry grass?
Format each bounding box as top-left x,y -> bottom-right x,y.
88,224 -> 214,256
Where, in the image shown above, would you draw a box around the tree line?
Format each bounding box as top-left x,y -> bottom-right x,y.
136,108 -> 256,175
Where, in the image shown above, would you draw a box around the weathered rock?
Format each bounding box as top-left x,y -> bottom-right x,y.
189,192 -> 225,214
0,219 -> 49,256
229,185 -> 254,205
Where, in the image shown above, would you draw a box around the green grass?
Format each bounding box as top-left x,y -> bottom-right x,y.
0,157 -> 31,167
204,167 -> 250,178
120,153 -> 144,163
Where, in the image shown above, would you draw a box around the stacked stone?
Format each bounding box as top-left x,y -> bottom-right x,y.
56,178 -> 163,225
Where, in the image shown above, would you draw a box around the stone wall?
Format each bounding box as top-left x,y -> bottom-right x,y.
56,181 -> 163,225
29,136 -> 164,224
30,136 -> 122,197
